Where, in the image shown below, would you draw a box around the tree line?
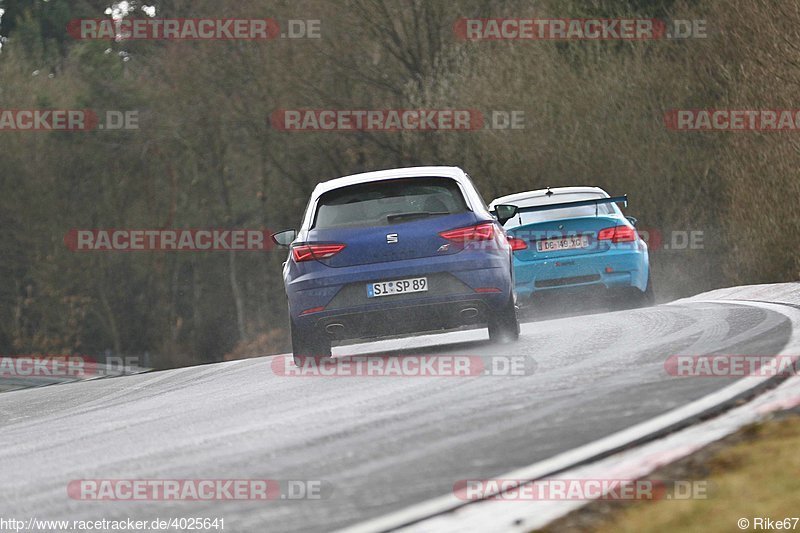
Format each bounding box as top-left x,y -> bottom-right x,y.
1,0 -> 797,367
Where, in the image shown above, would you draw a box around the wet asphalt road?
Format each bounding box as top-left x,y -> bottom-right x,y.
0,297 -> 792,532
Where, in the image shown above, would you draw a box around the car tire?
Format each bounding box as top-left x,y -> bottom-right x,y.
641,276 -> 655,306
613,276 -> 655,310
488,296 -> 520,342
290,319 -> 331,367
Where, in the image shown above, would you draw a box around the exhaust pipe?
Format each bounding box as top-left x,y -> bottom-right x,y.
325,323 -> 345,336
460,307 -> 479,321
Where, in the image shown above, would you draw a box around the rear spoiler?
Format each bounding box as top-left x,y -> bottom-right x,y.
510,195 -> 628,216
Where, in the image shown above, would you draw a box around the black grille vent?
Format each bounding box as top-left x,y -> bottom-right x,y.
534,274 -> 601,288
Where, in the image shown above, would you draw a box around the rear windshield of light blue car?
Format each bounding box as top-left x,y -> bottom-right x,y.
503,193 -> 620,228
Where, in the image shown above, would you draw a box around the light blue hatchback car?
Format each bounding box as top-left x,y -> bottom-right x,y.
489,186 -> 653,308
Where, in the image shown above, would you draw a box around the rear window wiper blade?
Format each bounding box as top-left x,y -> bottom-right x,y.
387,211 -> 450,222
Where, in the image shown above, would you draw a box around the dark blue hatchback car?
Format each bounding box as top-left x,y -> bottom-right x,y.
272,166 -> 520,363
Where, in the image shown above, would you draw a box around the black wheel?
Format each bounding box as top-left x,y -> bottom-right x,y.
290,319 -> 331,366
642,276 -> 655,306
488,296 -> 520,342
612,276 -> 655,310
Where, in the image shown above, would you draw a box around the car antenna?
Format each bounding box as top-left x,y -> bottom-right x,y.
545,187 -> 553,197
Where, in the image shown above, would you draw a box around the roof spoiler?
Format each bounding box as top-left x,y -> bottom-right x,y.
508,195 -> 628,216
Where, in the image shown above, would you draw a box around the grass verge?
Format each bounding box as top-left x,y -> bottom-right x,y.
541,411 -> 800,533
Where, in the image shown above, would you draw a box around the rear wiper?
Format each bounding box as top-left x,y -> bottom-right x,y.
387,211 -> 450,222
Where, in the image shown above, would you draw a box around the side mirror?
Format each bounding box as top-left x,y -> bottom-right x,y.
271,229 -> 297,247
493,204 -> 518,225
625,216 -> 638,227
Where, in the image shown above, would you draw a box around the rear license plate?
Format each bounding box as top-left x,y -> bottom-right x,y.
536,235 -> 590,252
367,277 -> 428,298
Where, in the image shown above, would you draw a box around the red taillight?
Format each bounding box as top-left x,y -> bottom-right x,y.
300,306 -> 325,315
597,227 -> 615,241
597,226 -> 636,243
439,222 -> 495,242
507,237 -> 528,251
292,243 -> 346,262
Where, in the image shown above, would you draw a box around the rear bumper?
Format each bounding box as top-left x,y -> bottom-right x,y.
513,247 -> 648,300
287,251 -> 512,338
312,297 -> 495,341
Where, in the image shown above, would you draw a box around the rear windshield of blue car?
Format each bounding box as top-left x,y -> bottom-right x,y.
503,193 -> 620,228
313,177 -> 468,229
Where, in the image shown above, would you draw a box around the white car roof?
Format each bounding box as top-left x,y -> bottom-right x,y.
313,166 -> 466,196
301,166 -> 490,230
490,186 -> 609,208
